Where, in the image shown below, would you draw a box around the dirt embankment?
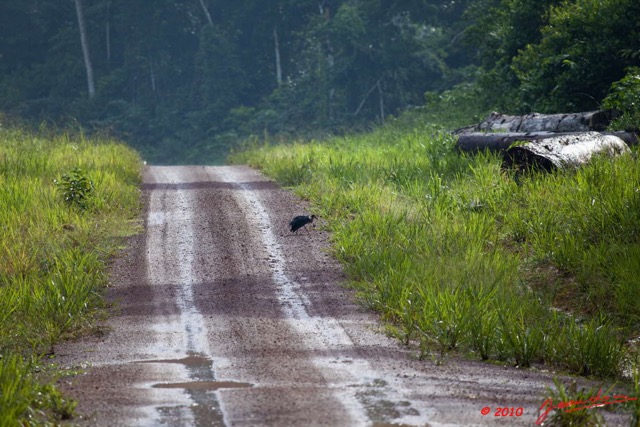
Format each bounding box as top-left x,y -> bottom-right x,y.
55,165 -> 631,426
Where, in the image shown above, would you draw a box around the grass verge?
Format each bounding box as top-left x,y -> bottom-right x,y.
0,124 -> 141,424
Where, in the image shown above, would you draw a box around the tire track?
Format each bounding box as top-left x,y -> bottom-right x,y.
146,167 -> 212,357
144,167 -> 223,426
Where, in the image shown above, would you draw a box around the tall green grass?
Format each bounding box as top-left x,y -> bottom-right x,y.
0,354 -> 77,424
231,119 -> 639,380
0,125 -> 141,424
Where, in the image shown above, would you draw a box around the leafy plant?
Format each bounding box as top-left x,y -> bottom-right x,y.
499,310 -> 544,368
55,167 -> 94,210
603,66 -> 640,131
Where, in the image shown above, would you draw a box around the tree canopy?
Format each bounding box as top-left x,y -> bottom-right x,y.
0,0 -> 637,163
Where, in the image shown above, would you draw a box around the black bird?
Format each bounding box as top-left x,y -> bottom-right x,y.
289,214 -> 317,233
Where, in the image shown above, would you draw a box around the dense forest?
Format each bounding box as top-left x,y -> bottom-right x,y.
1,0 -> 639,164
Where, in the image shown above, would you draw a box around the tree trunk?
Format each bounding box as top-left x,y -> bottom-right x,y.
455,110 -> 620,134
198,0 -> 214,27
377,79 -> 385,124
149,57 -> 157,93
354,78 -> 381,116
455,131 -> 638,153
74,0 -> 95,98
105,1 -> 111,65
273,26 -> 282,86
501,132 -> 631,172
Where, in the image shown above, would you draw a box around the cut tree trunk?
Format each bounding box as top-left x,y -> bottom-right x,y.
455,131 -> 638,153
501,132 -> 631,172
455,110 -> 620,134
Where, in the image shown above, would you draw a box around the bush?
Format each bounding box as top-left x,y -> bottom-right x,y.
603,66 -> 640,131
55,167 -> 94,210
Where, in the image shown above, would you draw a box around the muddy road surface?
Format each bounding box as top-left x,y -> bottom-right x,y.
56,166 -> 630,426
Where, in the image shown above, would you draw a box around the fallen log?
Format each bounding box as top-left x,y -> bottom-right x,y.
501,132 -> 631,172
454,110 -> 620,134
455,131 -> 638,153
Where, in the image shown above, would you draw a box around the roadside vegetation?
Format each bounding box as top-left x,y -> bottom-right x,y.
0,122 -> 141,424
231,102 -> 640,384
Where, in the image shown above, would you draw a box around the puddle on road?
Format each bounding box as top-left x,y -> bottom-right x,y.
371,423 -> 431,427
139,354 -> 253,391
136,353 -> 232,426
137,354 -> 212,368
153,381 -> 252,391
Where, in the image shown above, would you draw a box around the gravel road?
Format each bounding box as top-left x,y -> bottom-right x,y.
55,165 -> 631,426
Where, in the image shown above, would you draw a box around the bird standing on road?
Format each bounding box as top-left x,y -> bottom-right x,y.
289,215 -> 317,233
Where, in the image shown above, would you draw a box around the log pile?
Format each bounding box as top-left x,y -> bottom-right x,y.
453,110 -> 637,171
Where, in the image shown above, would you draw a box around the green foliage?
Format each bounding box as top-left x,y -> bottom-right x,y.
192,25 -> 244,124
499,309 -> 545,368
465,0 -> 640,114
511,0 -> 640,112
464,0 -> 560,112
604,66 -> 640,131
0,124 -> 142,424
232,115 -> 640,379
422,80 -> 491,129
546,315 -> 626,378
55,167 -> 94,210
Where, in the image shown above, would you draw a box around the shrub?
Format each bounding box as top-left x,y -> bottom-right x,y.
603,66 -> 640,131
55,167 -> 94,210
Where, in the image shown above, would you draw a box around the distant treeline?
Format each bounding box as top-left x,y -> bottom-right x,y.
0,0 -> 638,163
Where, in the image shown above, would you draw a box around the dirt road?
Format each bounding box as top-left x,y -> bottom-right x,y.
56,165 -> 630,426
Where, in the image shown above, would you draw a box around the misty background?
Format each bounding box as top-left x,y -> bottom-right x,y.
1,0 -> 638,164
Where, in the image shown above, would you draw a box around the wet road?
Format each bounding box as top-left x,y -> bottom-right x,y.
55,166 -> 631,426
